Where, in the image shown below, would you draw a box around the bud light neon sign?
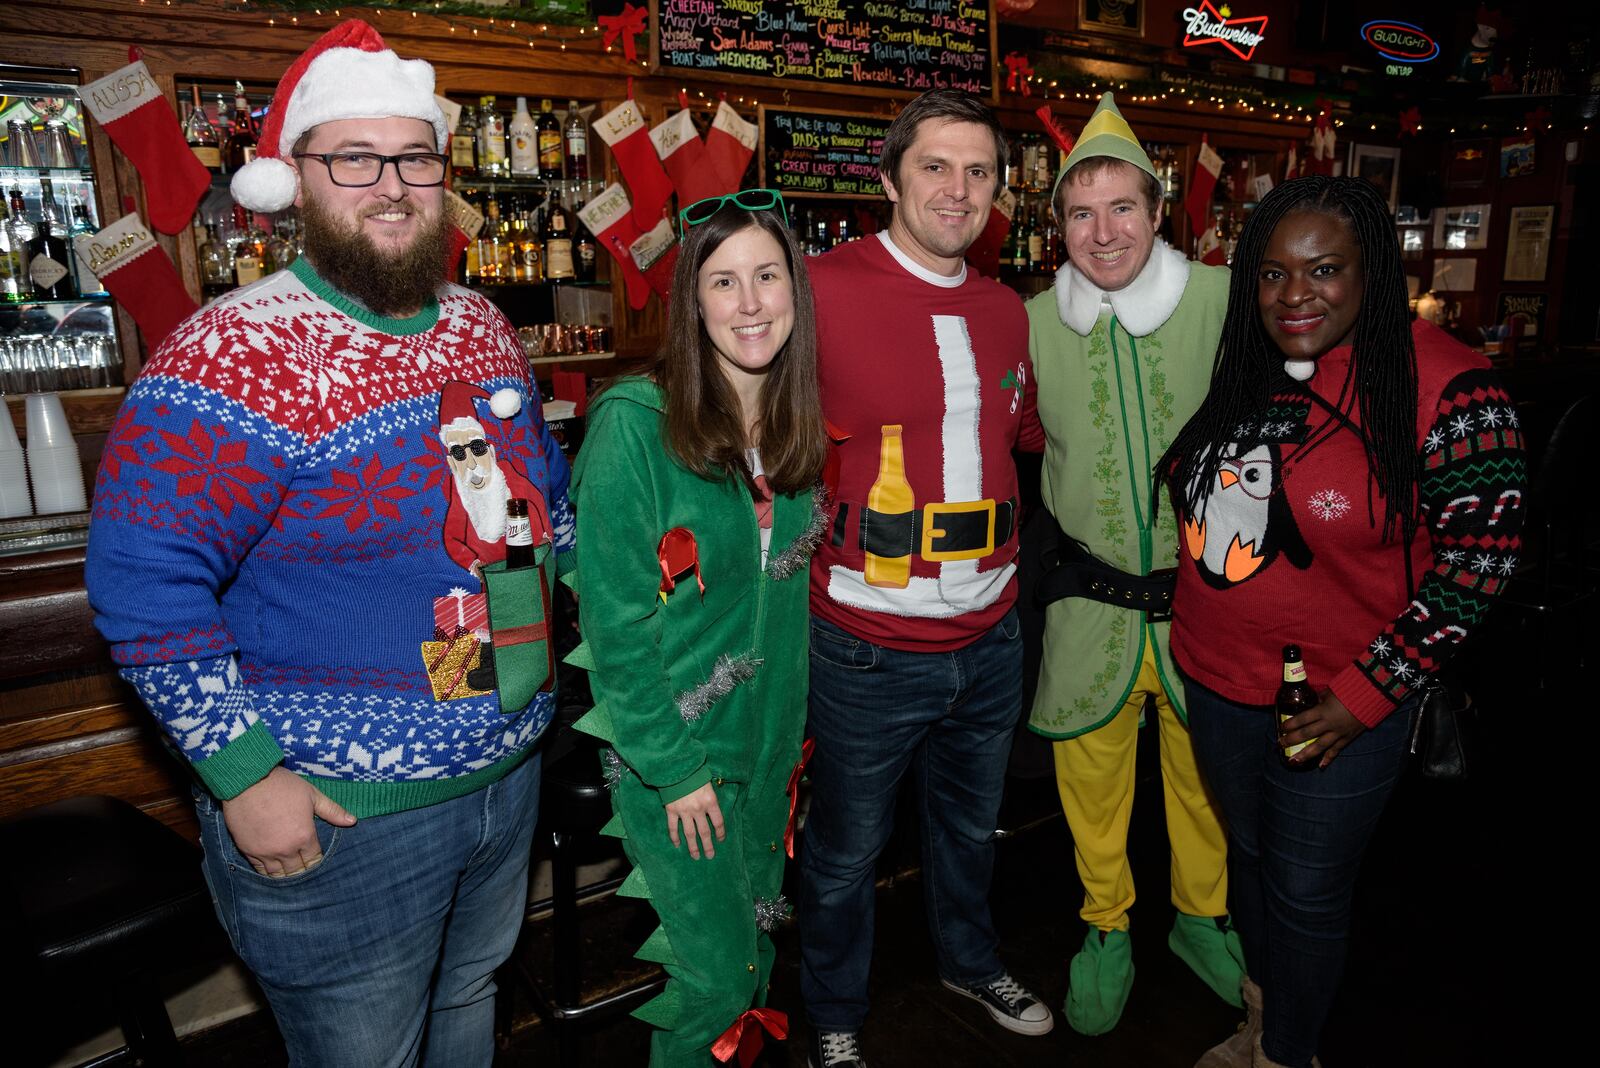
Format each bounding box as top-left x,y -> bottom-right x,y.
1361,20 -> 1439,64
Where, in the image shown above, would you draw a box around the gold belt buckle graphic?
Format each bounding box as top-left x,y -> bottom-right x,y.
920,499 -> 996,562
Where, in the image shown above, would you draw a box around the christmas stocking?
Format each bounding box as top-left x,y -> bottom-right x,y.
652,108 -> 724,208
80,58 -> 210,235
966,187 -> 1015,279
73,213 -> 197,347
592,99 -> 674,233
706,101 -> 757,191
443,189 -> 484,282
1186,138 -> 1222,238
628,218 -> 680,304
578,184 -> 654,310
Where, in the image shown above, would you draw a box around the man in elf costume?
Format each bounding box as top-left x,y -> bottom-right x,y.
86,20 -> 572,1066
1026,93 -> 1242,1034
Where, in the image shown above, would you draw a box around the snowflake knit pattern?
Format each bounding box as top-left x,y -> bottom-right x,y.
87,257 -> 573,816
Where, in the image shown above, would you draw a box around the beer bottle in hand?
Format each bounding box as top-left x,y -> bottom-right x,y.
505,498 -> 535,569
1277,644 -> 1317,762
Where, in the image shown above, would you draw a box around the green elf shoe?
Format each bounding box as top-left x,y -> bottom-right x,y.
1065,926 -> 1134,1036
1169,913 -> 1247,1008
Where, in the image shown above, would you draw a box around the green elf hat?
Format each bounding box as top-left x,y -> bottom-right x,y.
1051,92 -> 1160,203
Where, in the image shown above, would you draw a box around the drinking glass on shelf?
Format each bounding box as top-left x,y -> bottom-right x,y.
6,120 -> 43,169
42,121 -> 77,170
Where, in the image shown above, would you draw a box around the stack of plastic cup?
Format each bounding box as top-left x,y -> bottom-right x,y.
0,404 -> 32,518
25,392 -> 87,515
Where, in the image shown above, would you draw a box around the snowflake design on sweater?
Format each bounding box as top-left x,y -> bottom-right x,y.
1305,488 -> 1351,521
148,419 -> 273,517
122,656 -> 259,762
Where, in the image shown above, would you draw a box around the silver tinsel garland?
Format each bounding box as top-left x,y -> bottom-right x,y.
601,746 -> 625,788
676,652 -> 762,723
766,485 -> 830,582
753,894 -> 792,933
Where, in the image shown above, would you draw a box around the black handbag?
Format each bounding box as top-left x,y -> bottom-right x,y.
1407,679 -> 1471,780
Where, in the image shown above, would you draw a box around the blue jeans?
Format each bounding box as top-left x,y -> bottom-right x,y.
800,609 -> 1022,1033
196,754 -> 540,1067
1183,677 -> 1412,1068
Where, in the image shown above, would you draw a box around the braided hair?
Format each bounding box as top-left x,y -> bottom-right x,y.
1159,176 -> 1420,548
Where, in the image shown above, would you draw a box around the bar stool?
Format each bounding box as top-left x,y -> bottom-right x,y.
0,794 -> 230,1067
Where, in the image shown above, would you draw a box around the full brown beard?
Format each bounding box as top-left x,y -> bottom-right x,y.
300,192 -> 450,317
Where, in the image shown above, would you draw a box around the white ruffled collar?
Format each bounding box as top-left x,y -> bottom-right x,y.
1053,240 -> 1191,338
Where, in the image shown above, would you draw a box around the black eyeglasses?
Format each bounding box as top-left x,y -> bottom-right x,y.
293,152 -> 449,188
677,188 -> 789,236
447,439 -> 491,462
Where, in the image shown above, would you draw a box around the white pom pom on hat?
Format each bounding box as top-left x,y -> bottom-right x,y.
489,388 -> 522,419
229,18 -> 447,213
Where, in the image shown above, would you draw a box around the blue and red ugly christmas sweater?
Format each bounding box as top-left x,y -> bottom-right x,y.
86,256 -> 573,816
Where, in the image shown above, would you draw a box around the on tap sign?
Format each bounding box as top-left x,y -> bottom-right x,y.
1181,2 -> 1268,62
1361,20 -> 1439,77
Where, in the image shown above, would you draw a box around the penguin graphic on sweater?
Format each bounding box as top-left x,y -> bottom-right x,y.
1183,441 -> 1312,589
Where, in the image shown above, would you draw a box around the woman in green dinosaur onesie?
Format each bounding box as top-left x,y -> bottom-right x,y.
569,192 -> 828,1066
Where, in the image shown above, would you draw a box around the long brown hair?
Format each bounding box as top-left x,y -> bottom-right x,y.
648,205 -> 825,494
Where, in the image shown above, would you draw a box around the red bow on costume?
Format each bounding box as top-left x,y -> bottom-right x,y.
1004,52 -> 1034,96
785,738 -> 816,859
657,527 -> 705,601
599,2 -> 648,63
712,1008 -> 789,1068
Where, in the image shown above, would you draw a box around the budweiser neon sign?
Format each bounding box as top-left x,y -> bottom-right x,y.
1181,3 -> 1269,62
1360,20 -> 1439,64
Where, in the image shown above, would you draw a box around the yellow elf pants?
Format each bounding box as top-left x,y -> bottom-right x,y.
1051,637 -> 1229,931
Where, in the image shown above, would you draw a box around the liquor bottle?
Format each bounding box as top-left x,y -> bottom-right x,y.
1276,644 -> 1318,761
504,498 -> 536,569
264,220 -> 296,274
573,197 -> 597,283
230,205 -> 265,287
0,193 -> 31,303
508,97 -> 537,178
1032,139 -> 1052,192
517,204 -> 543,283
26,178 -> 76,300
224,82 -> 257,173
477,96 -> 507,178
477,195 -> 503,283
542,187 -> 575,281
536,99 -> 563,181
1040,209 -> 1061,274
67,203 -> 107,296
184,84 -> 222,171
813,214 -> 831,254
864,424 -> 913,589
1025,204 -> 1044,274
200,223 -> 233,299
7,187 -> 36,249
562,99 -> 589,181
451,103 -> 480,178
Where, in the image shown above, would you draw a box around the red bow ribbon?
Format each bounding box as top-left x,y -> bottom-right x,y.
711,1007 -> 789,1068
599,2 -> 648,63
1399,107 -> 1421,137
785,738 -> 816,859
658,527 -> 705,601
1004,52 -> 1034,96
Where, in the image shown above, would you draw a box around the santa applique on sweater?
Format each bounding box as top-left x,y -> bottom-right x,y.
436,381 -> 553,578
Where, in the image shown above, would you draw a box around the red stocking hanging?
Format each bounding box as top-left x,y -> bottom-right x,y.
966,187 -> 1015,279
628,218 -> 680,303
578,183 -> 655,310
443,190 -> 483,283
73,213 -> 197,347
706,101 -> 758,191
652,108 -> 724,207
592,99 -> 674,232
80,58 -> 210,235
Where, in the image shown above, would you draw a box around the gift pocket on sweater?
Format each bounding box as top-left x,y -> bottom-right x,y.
482,545 -> 555,716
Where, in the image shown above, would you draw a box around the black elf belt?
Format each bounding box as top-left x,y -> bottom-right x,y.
1034,518 -> 1176,621
839,497 -> 1017,562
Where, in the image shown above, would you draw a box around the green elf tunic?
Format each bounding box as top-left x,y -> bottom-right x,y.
1026,243 -> 1227,738
568,377 -> 822,1066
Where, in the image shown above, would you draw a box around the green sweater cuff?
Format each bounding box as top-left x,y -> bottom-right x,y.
655,763 -> 714,805
192,721 -> 286,800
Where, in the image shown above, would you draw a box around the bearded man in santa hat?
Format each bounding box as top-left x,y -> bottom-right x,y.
86,20 -> 573,1066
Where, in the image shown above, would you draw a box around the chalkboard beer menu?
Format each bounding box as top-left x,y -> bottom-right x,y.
655,0 -> 995,97
761,106 -> 891,198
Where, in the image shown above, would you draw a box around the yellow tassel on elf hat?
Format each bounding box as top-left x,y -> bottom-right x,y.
1051,92 -> 1160,203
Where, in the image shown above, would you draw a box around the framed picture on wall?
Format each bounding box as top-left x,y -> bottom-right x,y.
1349,144 -> 1400,213
1434,204 -> 1492,250
1503,204 -> 1555,282
1079,0 -> 1144,38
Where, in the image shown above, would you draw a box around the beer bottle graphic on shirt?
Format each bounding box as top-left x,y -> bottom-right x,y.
1277,644 -> 1317,761
505,498 -> 535,570
865,424 -> 914,589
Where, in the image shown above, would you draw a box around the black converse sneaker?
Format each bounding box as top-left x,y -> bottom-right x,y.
809,1029 -> 869,1068
940,972 -> 1055,1036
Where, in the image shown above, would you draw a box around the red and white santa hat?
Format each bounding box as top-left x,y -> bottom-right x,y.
438,382 -> 523,441
231,18 -> 448,214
